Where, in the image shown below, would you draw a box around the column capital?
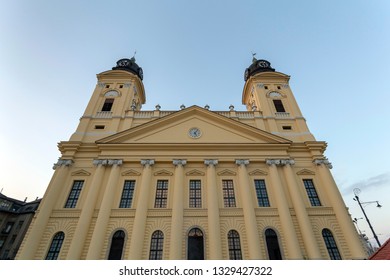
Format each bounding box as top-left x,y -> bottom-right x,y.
204,159 -> 218,166
141,159 -> 155,166
235,159 -> 250,166
313,158 -> 333,169
173,159 -> 187,166
93,159 -> 123,166
53,159 -> 73,170
266,159 -> 295,166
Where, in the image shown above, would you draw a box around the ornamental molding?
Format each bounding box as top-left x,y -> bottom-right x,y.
121,169 -> 141,176
296,169 -> 316,176
140,159 -> 155,166
313,158 -> 333,169
235,159 -> 250,166
217,169 -> 237,176
204,159 -> 218,166
154,169 -> 173,176
71,169 -> 91,176
173,159 -> 187,166
93,159 -> 123,166
186,169 -> 205,176
53,159 -> 73,169
249,169 -> 268,176
266,159 -> 295,166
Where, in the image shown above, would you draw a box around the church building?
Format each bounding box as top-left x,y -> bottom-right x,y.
16,56 -> 366,260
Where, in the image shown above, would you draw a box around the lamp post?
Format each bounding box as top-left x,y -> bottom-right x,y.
353,188 -> 382,247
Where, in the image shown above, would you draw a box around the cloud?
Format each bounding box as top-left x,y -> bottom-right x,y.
341,172 -> 390,195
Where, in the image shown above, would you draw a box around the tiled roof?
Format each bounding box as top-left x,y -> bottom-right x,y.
369,238 -> 390,260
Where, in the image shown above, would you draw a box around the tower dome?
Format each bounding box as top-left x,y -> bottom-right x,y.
244,56 -> 275,81
112,57 -> 144,80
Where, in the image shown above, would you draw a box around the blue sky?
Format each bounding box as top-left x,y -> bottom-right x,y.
1,1 -> 389,246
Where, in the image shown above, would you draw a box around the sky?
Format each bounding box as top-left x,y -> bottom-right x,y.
0,1 -> 389,247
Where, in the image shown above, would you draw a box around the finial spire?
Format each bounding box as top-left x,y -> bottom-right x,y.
251,52 -> 257,63
131,50 -> 137,62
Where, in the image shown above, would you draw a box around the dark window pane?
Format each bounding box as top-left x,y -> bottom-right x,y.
273,100 -> 286,112
322,229 -> 342,260
303,179 -> 321,206
228,230 -> 242,260
45,232 -> 65,260
189,180 -> 202,208
108,230 -> 125,260
222,180 -> 236,207
149,230 -> 164,260
154,180 -> 168,208
101,98 -> 114,111
119,180 -> 135,208
254,179 -> 270,207
265,229 -> 282,260
64,180 -> 84,208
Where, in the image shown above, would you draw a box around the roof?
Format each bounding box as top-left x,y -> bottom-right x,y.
369,238 -> 390,260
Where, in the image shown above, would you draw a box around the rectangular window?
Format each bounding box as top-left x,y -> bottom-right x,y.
101,98 -> 114,111
273,99 -> 286,112
303,179 -> 321,206
64,180 -> 84,208
119,180 -> 135,208
189,180 -> 202,208
222,180 -> 236,207
254,179 -> 270,207
154,180 -> 168,208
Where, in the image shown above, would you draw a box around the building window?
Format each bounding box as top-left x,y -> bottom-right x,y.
222,180 -> 236,207
101,98 -> 114,111
227,230 -> 242,260
2,222 -> 14,234
303,179 -> 321,206
45,232 -> 65,260
108,230 -> 125,260
149,230 -> 164,260
322,229 -> 342,260
154,180 -> 168,208
189,180 -> 202,208
119,180 -> 135,208
265,229 -> 282,260
64,180 -> 84,208
254,179 -> 270,207
273,100 -> 286,112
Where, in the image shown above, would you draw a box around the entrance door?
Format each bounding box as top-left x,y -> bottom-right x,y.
187,228 -> 204,260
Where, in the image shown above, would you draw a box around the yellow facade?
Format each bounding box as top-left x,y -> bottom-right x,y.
17,57 -> 366,260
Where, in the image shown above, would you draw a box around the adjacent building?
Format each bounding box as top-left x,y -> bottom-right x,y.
17,56 -> 366,260
0,193 -> 41,259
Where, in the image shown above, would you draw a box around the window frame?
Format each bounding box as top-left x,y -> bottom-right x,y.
45,232 -> 65,260
64,180 -> 84,208
101,98 -> 114,112
227,230 -> 242,260
189,180 -> 202,208
149,230 -> 164,260
322,228 -> 342,260
254,179 -> 270,207
119,180 -> 136,208
154,180 -> 169,208
303,179 -> 321,206
222,180 -> 236,207
273,99 -> 286,113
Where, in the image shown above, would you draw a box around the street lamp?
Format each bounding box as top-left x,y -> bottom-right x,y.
353,188 -> 382,247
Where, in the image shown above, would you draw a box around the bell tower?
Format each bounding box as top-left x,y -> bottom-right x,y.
242,56 -> 315,142
70,57 -> 146,142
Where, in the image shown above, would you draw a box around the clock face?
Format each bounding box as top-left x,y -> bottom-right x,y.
104,90 -> 119,97
138,68 -> 143,80
257,60 -> 269,68
269,91 -> 282,98
118,59 -> 130,67
188,127 -> 201,138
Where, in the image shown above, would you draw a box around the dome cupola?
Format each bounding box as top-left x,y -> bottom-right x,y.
112,56 -> 144,80
244,55 -> 275,81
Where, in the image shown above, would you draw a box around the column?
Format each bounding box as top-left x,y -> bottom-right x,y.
314,159 -> 366,259
66,160 -> 106,259
128,159 -> 155,259
169,159 -> 186,259
17,159 -> 73,259
266,159 -> 302,259
204,159 -> 222,259
282,160 -> 322,259
235,160 -> 262,259
86,159 -> 122,259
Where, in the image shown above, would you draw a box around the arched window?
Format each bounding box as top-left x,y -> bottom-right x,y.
227,230 -> 242,260
108,230 -> 125,260
187,228 -> 204,260
322,229 -> 341,260
265,229 -> 282,260
45,232 -> 65,260
149,230 -> 164,260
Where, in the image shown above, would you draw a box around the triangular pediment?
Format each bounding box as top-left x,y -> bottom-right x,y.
97,106 -> 291,145
217,169 -> 236,176
186,169 -> 205,176
154,169 -> 173,176
296,169 -> 315,175
249,169 -> 268,176
71,169 -> 91,176
121,169 -> 141,176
